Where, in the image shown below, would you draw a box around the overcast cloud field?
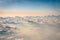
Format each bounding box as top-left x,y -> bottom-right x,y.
0,16 -> 60,40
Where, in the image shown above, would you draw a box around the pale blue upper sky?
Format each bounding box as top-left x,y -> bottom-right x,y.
0,0 -> 60,15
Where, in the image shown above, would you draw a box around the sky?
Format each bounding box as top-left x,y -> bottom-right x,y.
0,0 -> 60,40
0,0 -> 60,17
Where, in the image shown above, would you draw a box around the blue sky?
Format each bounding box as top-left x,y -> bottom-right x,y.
0,0 -> 60,10
0,0 -> 60,16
